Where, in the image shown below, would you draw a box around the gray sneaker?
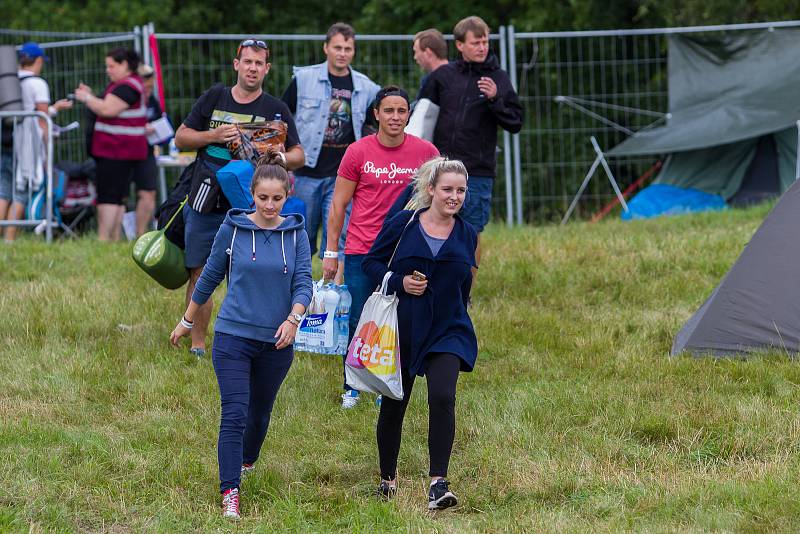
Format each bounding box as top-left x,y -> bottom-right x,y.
428,479 -> 457,510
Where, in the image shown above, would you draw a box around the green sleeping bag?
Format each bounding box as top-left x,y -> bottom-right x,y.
132,197 -> 190,290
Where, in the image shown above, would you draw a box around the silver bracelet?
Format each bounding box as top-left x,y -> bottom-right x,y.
180,316 -> 194,329
323,250 -> 339,259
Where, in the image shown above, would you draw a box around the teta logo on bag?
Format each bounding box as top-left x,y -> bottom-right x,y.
346,320 -> 398,373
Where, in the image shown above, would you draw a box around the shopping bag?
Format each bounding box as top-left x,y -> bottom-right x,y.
404,98 -> 439,141
344,272 -> 403,400
227,120 -> 287,166
296,278 -> 338,353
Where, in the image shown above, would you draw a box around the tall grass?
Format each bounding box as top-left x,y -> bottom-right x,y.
3,204 -> 800,532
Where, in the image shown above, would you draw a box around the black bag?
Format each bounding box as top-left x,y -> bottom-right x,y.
187,158 -> 230,214
157,160 -> 196,249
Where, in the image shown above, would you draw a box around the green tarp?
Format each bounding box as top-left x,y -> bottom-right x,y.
609,28 -> 800,158
652,127 -> 797,199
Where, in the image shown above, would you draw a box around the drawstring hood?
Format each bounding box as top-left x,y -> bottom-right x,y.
190,207 -> 313,344
281,232 -> 287,274
223,208 -> 305,276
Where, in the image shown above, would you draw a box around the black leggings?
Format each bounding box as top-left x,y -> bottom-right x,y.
377,352 -> 461,480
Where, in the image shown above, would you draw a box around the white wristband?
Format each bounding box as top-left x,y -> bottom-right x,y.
48,105 -> 57,117
323,250 -> 338,259
180,317 -> 194,329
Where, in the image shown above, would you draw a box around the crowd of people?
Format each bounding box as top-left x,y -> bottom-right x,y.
5,14 -> 524,520
170,14 -> 521,520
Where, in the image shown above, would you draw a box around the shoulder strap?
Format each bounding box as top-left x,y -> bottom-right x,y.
196,83 -> 228,162
226,226 -> 237,284
387,209 -> 419,268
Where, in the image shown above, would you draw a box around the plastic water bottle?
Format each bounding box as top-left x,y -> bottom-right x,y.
320,283 -> 340,354
335,285 -> 352,355
168,138 -> 179,159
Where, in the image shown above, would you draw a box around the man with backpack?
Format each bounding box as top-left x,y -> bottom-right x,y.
0,42 -> 71,242
173,39 -> 304,357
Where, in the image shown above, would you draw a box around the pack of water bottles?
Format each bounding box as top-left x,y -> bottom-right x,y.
295,279 -> 351,356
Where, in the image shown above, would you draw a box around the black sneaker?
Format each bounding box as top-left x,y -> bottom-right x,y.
377,480 -> 397,499
427,479 -> 458,510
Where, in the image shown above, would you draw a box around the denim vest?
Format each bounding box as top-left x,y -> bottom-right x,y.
291,62 -> 380,169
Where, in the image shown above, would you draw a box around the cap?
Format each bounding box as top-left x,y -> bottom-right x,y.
18,42 -> 48,62
137,64 -> 154,78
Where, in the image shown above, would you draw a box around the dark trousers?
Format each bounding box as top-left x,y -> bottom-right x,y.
212,332 -> 294,493
376,352 -> 461,480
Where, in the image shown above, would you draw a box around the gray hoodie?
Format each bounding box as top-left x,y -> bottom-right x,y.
192,209 -> 313,342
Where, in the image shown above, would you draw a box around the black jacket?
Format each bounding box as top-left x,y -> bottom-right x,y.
419,52 -> 523,178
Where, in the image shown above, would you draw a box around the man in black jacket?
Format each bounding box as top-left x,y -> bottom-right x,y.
419,16 -> 523,266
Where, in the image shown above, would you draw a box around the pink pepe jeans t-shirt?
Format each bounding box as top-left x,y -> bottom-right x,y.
337,133 -> 439,255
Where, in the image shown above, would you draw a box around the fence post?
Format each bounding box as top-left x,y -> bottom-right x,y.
507,25 -> 523,224
142,24 -> 150,69
133,26 -> 142,55
499,26 -> 514,228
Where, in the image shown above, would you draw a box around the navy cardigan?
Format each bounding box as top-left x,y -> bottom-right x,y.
363,209 -> 478,377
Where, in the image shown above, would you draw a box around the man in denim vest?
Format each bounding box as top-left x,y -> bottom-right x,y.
282,22 -> 380,283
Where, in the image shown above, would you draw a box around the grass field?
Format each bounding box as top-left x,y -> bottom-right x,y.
4,204 -> 800,532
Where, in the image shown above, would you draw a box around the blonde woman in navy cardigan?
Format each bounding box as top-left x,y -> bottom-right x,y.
362,157 -> 478,511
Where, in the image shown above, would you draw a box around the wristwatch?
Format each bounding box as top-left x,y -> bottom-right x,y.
289,313 -> 303,325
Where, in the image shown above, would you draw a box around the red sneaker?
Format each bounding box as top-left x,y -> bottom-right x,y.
222,487 -> 240,520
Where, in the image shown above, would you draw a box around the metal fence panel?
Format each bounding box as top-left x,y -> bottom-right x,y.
0,30 -> 139,166
512,31 -> 668,222
512,20 -> 800,223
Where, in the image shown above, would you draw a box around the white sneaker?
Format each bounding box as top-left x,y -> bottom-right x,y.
341,390 -> 360,409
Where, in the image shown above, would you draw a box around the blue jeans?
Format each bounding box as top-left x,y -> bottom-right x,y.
292,174 -> 350,259
460,175 -> 493,232
212,332 -> 294,493
343,253 -> 375,392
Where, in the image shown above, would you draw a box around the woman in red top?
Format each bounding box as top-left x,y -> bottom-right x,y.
75,48 -> 148,241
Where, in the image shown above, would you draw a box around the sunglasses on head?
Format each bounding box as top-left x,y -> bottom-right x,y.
237,39 -> 269,57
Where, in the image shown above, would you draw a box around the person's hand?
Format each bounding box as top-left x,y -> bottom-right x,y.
322,257 -> 338,281
275,320 -> 297,350
402,275 -> 428,296
53,99 -> 73,112
477,76 -> 497,100
74,83 -> 94,103
212,124 -> 239,144
145,123 -> 156,135
170,322 -> 191,346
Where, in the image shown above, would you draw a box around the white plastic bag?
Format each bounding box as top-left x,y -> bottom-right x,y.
404,98 -> 439,141
344,272 -> 403,400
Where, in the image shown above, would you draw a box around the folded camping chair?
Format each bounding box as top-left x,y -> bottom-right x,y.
58,160 -> 97,235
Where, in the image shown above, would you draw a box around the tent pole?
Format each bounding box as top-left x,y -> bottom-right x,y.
795,120 -> 800,181
592,136 -> 629,213
561,154 -> 602,225
562,137 -> 629,225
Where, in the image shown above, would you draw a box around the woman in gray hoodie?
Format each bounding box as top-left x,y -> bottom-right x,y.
170,152 -> 313,520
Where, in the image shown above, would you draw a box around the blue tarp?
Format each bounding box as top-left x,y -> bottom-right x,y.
621,184 -> 727,220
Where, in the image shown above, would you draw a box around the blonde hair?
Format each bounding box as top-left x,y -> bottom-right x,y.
406,156 -> 468,210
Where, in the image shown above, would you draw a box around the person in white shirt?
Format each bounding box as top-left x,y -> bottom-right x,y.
0,42 -> 71,242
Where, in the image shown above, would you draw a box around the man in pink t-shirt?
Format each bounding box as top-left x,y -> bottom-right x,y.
323,85 -> 439,408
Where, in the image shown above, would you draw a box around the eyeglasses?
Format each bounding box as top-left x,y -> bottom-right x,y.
237,39 -> 269,58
